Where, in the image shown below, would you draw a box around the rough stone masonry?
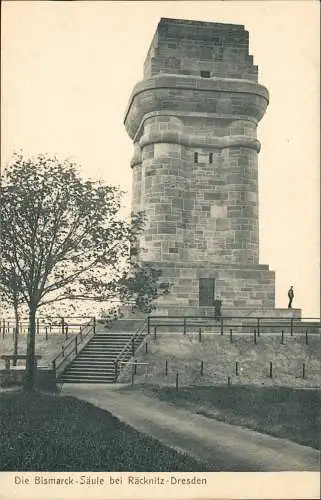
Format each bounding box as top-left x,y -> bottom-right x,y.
124,17 -> 300,319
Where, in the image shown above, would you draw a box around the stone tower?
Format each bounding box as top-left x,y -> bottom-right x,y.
124,18 -> 299,318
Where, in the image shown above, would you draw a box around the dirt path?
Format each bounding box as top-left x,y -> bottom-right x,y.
61,384 -> 320,472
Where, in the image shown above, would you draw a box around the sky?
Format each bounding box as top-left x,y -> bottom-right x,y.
1,0 -> 320,318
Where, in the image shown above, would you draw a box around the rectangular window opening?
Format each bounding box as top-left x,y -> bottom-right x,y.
200,70 -> 210,78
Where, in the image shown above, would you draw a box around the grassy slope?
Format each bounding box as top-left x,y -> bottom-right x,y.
126,384 -> 321,450
124,333 -> 321,388
0,391 -> 210,472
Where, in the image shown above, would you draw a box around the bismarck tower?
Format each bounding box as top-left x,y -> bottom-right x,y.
124,18 -> 300,318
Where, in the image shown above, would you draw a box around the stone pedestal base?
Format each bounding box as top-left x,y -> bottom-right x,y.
145,260 -> 301,319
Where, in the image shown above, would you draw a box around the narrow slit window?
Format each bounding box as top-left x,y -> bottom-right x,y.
194,152 -> 198,163
209,153 -> 213,164
200,70 -> 210,78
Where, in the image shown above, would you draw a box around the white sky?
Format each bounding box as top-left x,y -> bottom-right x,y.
1,0 -> 320,318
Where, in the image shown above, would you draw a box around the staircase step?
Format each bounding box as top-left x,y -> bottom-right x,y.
57,328 -> 146,384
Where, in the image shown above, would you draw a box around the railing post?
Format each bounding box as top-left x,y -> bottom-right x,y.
229,329 -> 233,343
235,361 -> 239,376
37,318 -> 40,335
302,363 -> 306,379
290,318 -> 293,336
175,372 -> 179,392
114,361 -> 118,382
131,338 -> 135,357
254,329 -> 257,344
220,318 -> 224,336
65,325 -> 68,339
227,376 -> 231,386
269,361 -> 273,378
198,327 -> 202,343
257,318 -> 260,337
183,317 -> 186,335
147,316 -> 150,334
61,345 -> 65,358
75,337 -> 78,355
45,326 -> 48,340
145,341 -> 148,354
93,317 -> 96,334
52,360 -> 56,376
305,330 -> 308,345
154,326 -> 157,341
200,360 -> 204,376
165,360 -> 168,376
80,326 -> 83,340
281,330 -> 284,345
134,359 -> 137,375
61,317 -> 65,335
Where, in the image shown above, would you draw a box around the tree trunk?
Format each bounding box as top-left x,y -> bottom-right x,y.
24,307 -> 37,391
13,302 -> 19,367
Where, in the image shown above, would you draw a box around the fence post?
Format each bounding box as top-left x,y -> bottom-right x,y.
183,317 -> 186,335
229,329 -> 233,343
198,327 -> 202,343
254,329 -> 257,344
305,331 -> 308,345
165,360 -> 168,376
200,360 -> 204,376
235,361 -> 239,376
175,372 -> 179,392
290,318 -> 293,336
269,361 -> 273,378
281,330 -> 284,345
302,363 -> 306,379
257,318 -> 260,337
147,316 -> 150,334
220,318 -> 224,335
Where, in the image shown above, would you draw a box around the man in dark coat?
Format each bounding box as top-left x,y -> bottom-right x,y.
288,286 -> 294,308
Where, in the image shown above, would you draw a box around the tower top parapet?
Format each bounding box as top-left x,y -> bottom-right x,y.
144,17 -> 257,82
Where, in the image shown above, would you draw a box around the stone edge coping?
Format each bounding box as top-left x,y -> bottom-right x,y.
124,73 -> 269,124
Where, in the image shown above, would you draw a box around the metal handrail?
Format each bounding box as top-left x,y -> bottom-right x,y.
51,317 -> 96,376
0,316 -> 95,337
113,319 -> 148,381
147,315 -> 321,336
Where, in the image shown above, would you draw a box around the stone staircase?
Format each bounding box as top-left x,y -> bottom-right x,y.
58,329 -> 144,384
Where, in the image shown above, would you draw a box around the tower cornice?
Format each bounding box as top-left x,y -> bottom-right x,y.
124,74 -> 269,138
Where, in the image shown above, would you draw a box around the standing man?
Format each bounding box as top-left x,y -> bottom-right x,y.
288,286 -> 294,308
